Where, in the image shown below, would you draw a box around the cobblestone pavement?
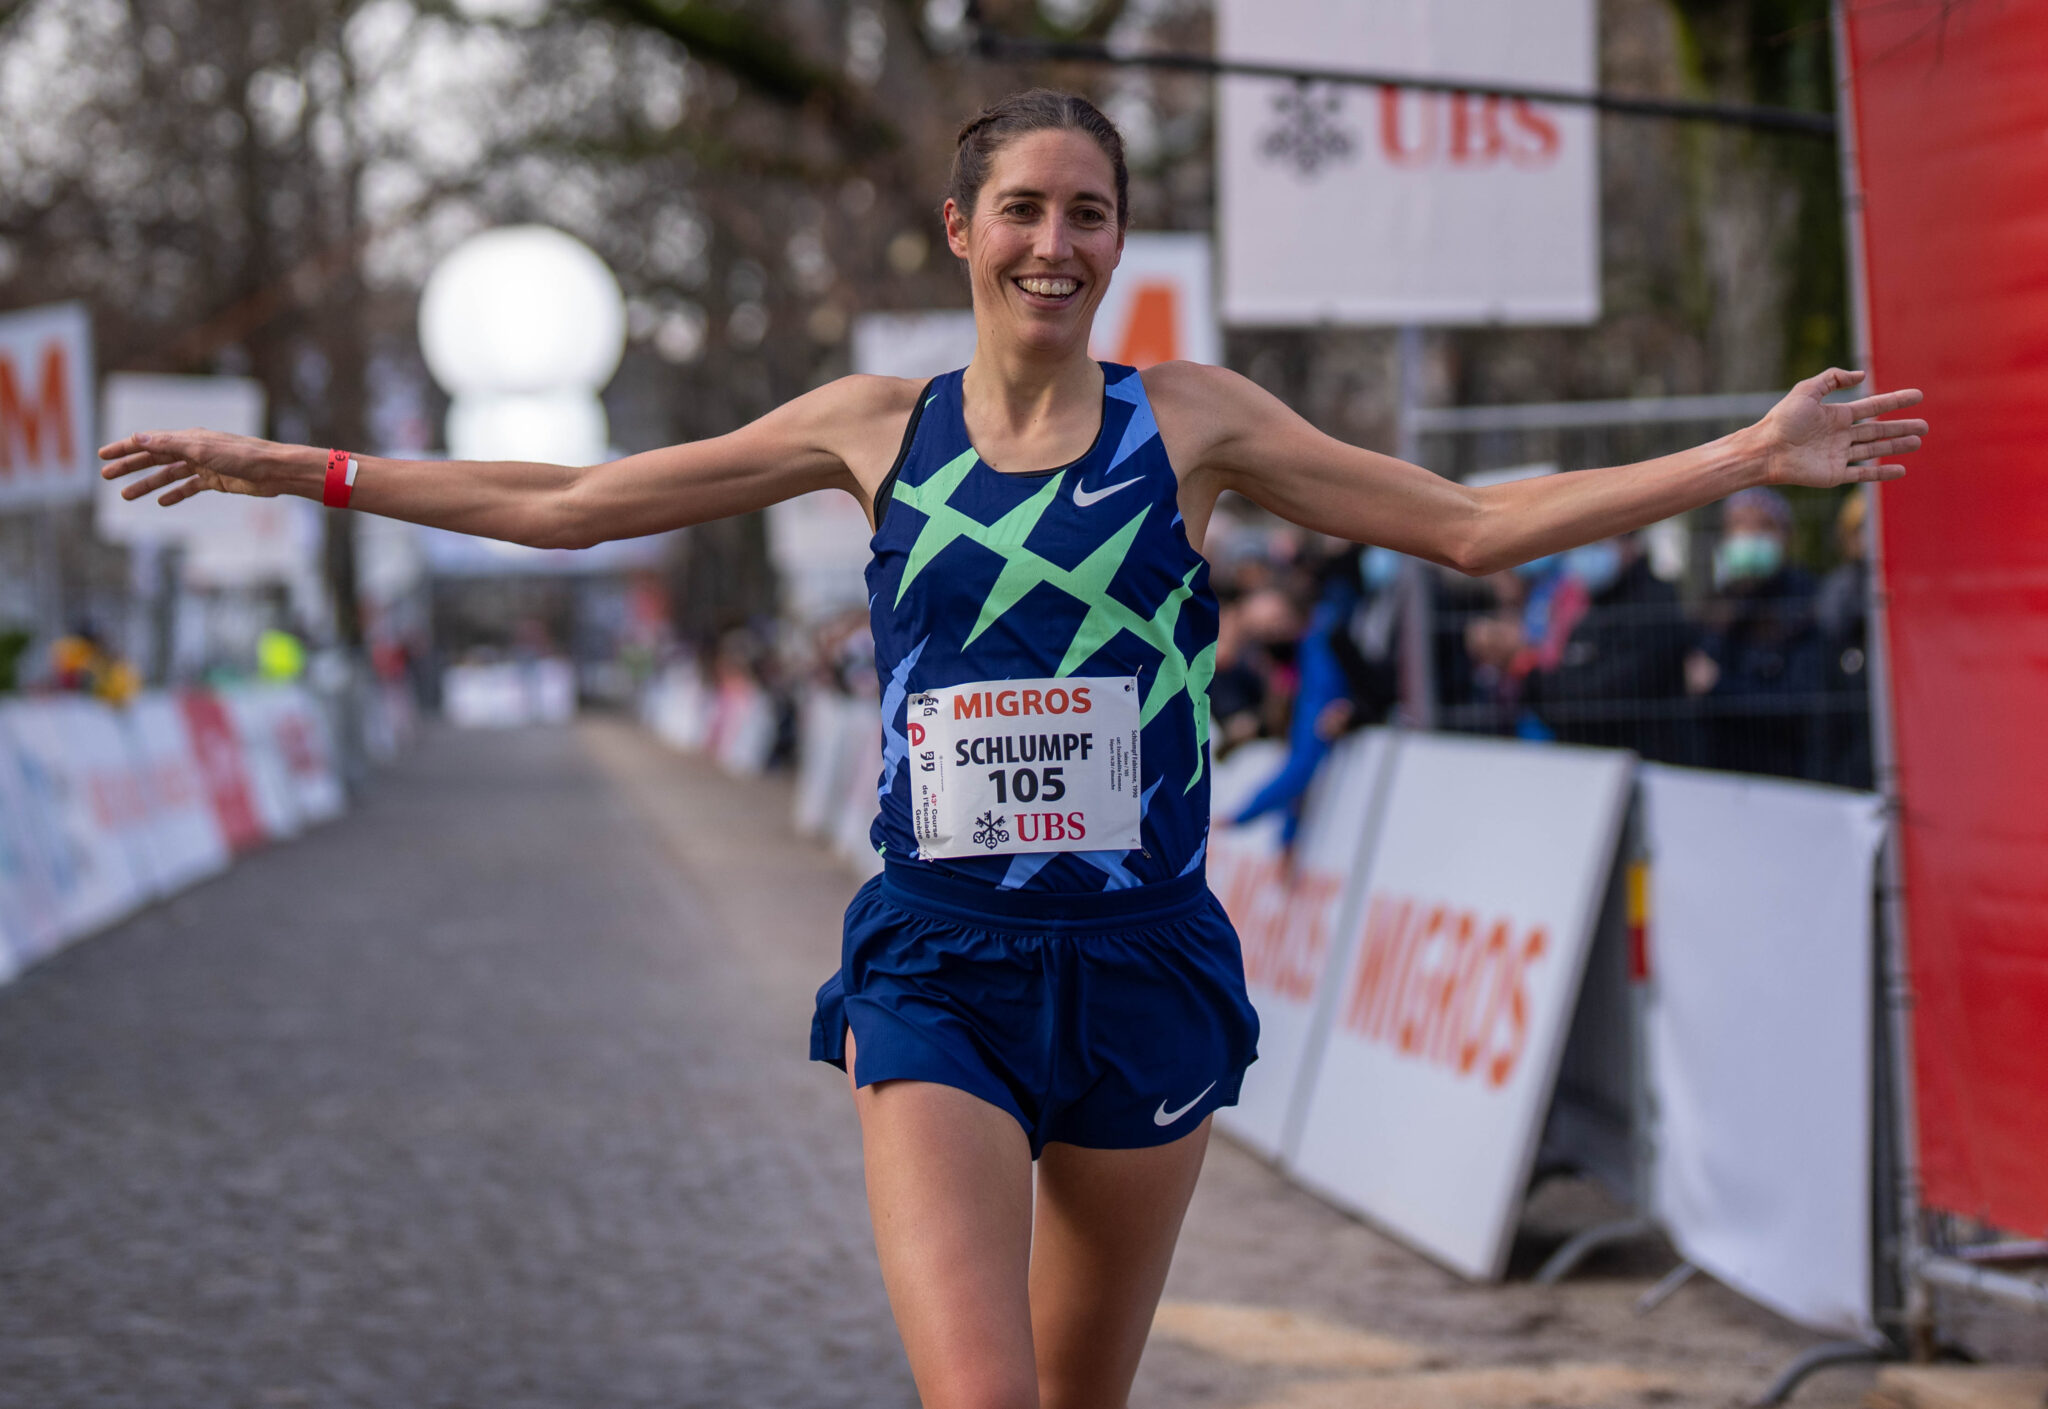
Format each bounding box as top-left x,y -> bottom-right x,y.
1,720 -> 1908,1408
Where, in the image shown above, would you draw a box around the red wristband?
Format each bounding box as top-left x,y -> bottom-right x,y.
323,448 -> 358,508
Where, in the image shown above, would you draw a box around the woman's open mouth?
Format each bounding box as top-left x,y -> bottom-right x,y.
1013,275 -> 1081,307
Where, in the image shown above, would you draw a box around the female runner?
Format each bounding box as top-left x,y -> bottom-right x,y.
101,89 -> 1925,1409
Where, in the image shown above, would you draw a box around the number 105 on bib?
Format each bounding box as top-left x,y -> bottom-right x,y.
907,676 -> 1143,860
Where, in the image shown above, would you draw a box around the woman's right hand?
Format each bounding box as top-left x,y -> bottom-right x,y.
98,430 -> 318,507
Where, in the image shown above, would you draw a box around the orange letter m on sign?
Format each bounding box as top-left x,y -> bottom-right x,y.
0,342 -> 76,476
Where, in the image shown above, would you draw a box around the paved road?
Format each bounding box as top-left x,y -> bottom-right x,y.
0,720 -> 1890,1409
0,723 -> 903,1408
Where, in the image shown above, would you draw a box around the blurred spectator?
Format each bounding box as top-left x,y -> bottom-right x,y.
1521,534 -> 1694,763
1814,490 -> 1873,788
1208,582 -> 1268,754
256,627 -> 307,682
51,627 -> 139,705
1686,487 -> 1823,779
1213,583 -> 1302,754
1459,555 -> 1586,741
1233,544 -> 1402,843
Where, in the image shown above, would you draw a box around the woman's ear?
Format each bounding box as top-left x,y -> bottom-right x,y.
943,198 -> 971,260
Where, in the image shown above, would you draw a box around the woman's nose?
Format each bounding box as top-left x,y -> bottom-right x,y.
1033,217 -> 1074,261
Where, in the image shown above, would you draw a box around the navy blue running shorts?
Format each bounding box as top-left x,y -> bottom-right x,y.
810,863 -> 1260,1157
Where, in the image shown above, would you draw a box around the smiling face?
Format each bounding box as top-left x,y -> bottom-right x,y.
944,127 -> 1124,360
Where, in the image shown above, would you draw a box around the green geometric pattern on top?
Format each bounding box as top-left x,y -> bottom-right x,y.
890,448 -> 1213,789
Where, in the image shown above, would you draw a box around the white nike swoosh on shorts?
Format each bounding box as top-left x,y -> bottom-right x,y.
1153,1081 -> 1218,1126
1073,476 -> 1143,508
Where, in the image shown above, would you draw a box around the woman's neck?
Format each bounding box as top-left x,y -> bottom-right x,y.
961,340 -> 1101,439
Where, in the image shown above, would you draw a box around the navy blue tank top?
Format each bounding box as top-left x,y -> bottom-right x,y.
866,363 -> 1219,893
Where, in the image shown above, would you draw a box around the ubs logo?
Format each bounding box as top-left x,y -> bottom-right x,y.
1262,82 -> 1563,178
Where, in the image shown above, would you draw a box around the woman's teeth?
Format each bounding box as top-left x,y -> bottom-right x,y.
1017,277 -> 1078,298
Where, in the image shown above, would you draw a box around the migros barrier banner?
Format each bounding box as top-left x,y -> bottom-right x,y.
0,687 -> 347,987
1212,731 -> 1395,1161
1287,734 -> 1632,1279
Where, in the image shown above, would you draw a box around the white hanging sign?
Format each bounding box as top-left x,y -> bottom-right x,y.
0,302 -> 96,509
1217,0 -> 1599,326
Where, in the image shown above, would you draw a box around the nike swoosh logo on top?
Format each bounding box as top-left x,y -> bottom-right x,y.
1073,476 -> 1143,508
1153,1081 -> 1218,1127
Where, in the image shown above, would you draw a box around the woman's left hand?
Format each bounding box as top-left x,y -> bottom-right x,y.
1757,368 -> 1926,488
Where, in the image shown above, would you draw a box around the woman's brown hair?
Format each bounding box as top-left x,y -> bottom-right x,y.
946,89 -> 1129,229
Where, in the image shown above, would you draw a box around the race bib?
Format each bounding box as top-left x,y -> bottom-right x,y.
907,676 -> 1141,860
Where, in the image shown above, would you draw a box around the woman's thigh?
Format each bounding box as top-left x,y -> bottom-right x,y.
848,1032 -> 1041,1409
1028,1122 -> 1213,1409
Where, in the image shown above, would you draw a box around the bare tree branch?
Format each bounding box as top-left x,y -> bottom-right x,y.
591,0 -> 900,154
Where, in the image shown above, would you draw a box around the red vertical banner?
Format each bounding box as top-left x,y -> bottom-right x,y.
178,690 -> 265,853
1845,1 -> 2048,1233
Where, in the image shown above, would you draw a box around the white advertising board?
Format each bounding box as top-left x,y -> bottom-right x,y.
1212,730 -> 1395,1160
123,692 -> 233,896
0,699 -> 153,942
96,373 -> 325,588
851,310 -> 980,381
1289,734 -> 1631,1279
1090,232 -> 1221,368
219,687 -> 305,839
1639,766 -> 1884,1339
1217,0 -> 1598,326
0,719 -> 67,970
0,302 -> 96,509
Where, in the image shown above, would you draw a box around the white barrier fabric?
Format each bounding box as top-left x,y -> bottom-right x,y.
831,702 -> 884,880
0,717 -> 68,971
221,688 -> 303,840
793,688 -> 855,838
122,693 -> 232,895
1289,735 -> 1633,1279
644,665 -> 714,753
264,687 -> 346,826
1639,766 -> 1883,1340
710,680 -> 776,778
0,686 -> 352,988
1213,732 -> 1393,1160
444,661 -> 576,728
1,699 -> 154,942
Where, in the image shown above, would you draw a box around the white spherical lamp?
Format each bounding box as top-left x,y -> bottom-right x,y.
419,225 -> 627,466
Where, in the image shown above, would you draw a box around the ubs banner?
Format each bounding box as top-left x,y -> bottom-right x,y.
1217,0 -> 1598,326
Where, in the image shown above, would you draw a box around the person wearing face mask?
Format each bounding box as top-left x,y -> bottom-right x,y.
1520,533 -> 1694,762
1814,490 -> 1874,787
1687,486 -> 1825,778
1233,543 -> 1402,846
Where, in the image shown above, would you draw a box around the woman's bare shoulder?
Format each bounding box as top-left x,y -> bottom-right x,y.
772,374 -> 930,496
1138,361 -> 1282,474
787,373 -> 927,429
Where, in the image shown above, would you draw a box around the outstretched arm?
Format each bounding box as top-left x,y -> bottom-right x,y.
98,375 -> 919,550
1155,364 -> 1926,575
